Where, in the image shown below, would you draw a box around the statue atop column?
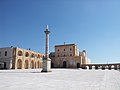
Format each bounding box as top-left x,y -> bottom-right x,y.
41,25 -> 52,72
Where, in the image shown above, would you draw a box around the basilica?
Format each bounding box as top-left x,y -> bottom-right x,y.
0,44 -> 90,69
50,43 -> 90,68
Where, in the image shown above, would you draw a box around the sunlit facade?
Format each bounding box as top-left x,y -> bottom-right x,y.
0,47 -> 44,69
50,44 -> 91,68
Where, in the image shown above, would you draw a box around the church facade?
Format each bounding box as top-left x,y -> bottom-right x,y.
0,47 -> 44,69
50,44 -> 91,68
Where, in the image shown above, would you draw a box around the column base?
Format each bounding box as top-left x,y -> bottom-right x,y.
41,57 -> 52,73
41,70 -> 52,72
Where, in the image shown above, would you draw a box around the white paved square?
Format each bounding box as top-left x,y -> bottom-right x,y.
0,69 -> 120,90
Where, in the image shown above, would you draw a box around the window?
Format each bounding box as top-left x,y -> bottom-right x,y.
38,54 -> 40,58
58,54 -> 59,57
64,54 -> 65,57
70,48 -> 72,51
5,51 -> 7,56
25,52 -> 29,57
18,51 -> 23,56
0,52 -> 1,56
58,49 -> 59,52
64,49 -> 65,51
31,53 -> 35,58
70,54 -> 72,56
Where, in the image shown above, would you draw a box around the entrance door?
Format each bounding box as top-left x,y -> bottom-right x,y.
4,62 -> 6,69
77,63 -> 80,68
63,61 -> 66,68
51,63 -> 54,68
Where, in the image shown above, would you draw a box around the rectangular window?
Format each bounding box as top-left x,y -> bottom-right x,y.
5,51 -> 7,56
0,52 -> 1,56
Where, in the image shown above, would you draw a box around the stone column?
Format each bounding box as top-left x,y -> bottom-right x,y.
45,25 -> 50,59
41,25 -> 52,72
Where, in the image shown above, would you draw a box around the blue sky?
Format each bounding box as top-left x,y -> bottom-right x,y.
0,0 -> 120,63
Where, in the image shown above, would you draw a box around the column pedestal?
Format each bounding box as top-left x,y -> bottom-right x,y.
41,58 -> 52,72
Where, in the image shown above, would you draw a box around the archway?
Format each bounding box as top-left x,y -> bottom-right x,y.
105,65 -> 109,69
117,65 -> 120,69
95,66 -> 98,69
38,54 -> 40,58
39,62 -> 42,68
31,53 -> 35,58
31,60 -> 34,69
37,61 -> 40,68
35,62 -> 37,69
39,63 -> 41,68
24,60 -> 29,69
98,66 -> 102,69
114,65 -> 117,70
25,52 -> 29,57
102,66 -> 105,70
63,61 -> 67,68
111,65 -> 115,69
108,65 -> 111,70
89,66 -> 92,69
18,51 -> 23,56
86,66 -> 89,69
77,63 -> 80,68
92,66 -> 95,69
17,59 -> 22,69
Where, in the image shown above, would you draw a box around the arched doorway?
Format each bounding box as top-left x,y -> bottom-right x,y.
31,61 -> 34,69
37,61 -> 40,68
77,63 -> 80,68
39,62 -> 42,68
17,59 -> 22,69
24,60 -> 29,69
40,62 -> 43,68
35,62 -> 37,69
63,61 -> 67,68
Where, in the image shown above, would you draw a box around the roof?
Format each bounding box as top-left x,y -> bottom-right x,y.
0,46 -> 13,49
55,44 -> 76,47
